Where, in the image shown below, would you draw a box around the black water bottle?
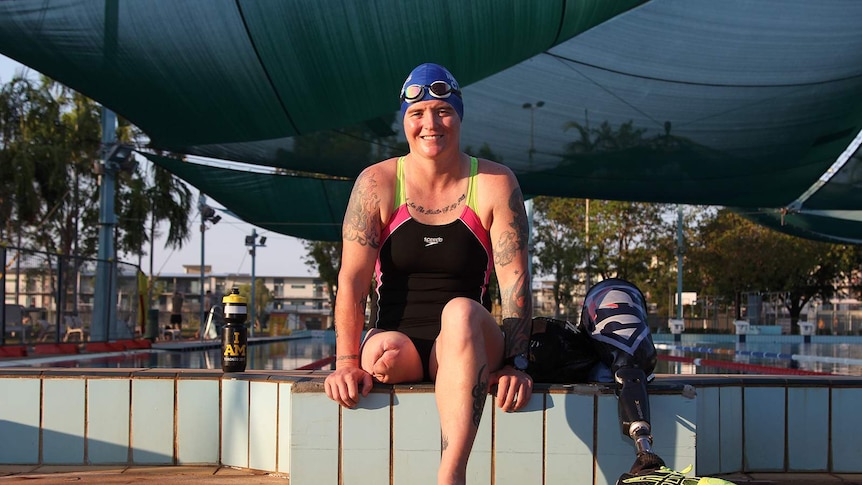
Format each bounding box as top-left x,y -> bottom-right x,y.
221,287 -> 248,372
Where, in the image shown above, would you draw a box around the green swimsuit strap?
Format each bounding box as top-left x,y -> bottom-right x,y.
396,156 -> 477,210
395,156 -> 406,207
466,157 -> 479,212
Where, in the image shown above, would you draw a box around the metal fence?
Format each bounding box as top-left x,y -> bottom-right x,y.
2,246 -> 141,345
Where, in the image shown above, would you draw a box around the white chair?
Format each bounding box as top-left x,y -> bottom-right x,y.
63,315 -> 87,342
161,325 -> 182,340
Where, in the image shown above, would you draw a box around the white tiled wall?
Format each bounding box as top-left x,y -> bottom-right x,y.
495,393 -> 544,483
221,378 -> 249,468
177,379 -> 219,464
1,371 -> 861,484
342,391 -> 390,485
392,392 -> 440,485
0,378 -> 40,464
787,387 -> 828,471
289,388 -> 338,485
249,381 -> 278,471
545,392 -> 594,483
719,386 -> 743,473
88,378 -> 131,464
831,387 -> 862,472
276,382 -> 292,474
42,378 -> 85,463
131,378 -> 175,464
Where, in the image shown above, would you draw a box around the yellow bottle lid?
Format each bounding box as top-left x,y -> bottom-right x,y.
222,288 -> 247,305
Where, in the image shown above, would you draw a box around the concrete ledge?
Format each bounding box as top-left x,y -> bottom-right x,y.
1,369 -> 860,485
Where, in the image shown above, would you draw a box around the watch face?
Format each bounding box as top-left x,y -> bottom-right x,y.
514,354 -> 529,370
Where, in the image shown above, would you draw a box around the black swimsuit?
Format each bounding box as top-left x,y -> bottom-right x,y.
372,156 -> 493,379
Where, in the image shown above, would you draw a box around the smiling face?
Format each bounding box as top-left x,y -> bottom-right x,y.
403,99 -> 462,160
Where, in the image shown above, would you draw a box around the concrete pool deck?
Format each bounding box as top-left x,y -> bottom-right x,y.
1,465 -> 861,484
2,369 -> 862,485
3,332 -> 862,484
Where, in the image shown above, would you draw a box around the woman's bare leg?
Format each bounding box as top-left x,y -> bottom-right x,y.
430,298 -> 504,485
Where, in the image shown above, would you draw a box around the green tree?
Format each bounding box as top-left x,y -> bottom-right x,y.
689,209 -> 856,330
1,75 -> 193,314
588,199 -> 674,289
302,240 -> 341,322
531,195 -> 677,318
0,76 -> 81,252
0,75 -> 193,261
239,279 -> 272,330
532,196 -> 584,317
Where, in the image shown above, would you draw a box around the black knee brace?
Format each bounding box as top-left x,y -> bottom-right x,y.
581,279 -> 658,452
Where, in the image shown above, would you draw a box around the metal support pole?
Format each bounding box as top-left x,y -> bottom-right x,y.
57,257 -> 65,340
1,245 -> 6,345
250,228 -> 257,338
92,107 -> 118,342
676,205 -> 684,320
522,101 -> 544,281
199,194 -> 207,334
585,198 -> 591,292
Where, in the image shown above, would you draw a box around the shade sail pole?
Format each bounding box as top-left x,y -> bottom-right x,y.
92,107 -> 119,341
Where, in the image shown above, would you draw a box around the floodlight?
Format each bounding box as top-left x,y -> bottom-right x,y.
259,236 -> 266,245
106,143 -> 133,162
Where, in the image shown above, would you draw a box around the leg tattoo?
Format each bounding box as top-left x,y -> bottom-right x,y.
471,364 -> 488,428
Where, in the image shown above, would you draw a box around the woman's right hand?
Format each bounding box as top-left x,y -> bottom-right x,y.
324,366 -> 373,408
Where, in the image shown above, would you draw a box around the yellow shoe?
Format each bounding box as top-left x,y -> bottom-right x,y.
617,465 -> 737,485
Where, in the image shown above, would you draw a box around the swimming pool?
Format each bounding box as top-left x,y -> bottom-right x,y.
654,340 -> 862,376
6,333 -> 862,376
5,336 -> 335,371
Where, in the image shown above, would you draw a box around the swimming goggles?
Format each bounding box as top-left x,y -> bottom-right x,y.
400,80 -> 461,103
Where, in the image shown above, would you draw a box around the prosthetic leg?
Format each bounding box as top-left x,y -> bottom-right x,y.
579,279 -> 665,474
581,279 -> 738,484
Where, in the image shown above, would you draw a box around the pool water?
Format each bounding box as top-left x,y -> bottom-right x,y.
654,341 -> 862,376
15,338 -> 335,371
8,335 -> 862,376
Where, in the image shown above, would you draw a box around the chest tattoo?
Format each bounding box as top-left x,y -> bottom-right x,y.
407,193 -> 466,215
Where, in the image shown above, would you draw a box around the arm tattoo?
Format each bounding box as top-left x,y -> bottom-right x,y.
493,187 -> 528,266
471,364 -> 488,428
336,354 -> 359,361
501,270 -> 532,356
343,172 -> 381,248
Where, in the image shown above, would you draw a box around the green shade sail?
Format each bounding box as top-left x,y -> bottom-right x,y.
2,0 -> 862,242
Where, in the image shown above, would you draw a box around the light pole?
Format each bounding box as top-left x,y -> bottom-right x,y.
92,106 -> 135,341
245,229 -> 266,337
676,205 -> 685,320
522,101 -> 544,279
522,101 -> 544,168
585,198 -> 591,292
198,195 -> 221,336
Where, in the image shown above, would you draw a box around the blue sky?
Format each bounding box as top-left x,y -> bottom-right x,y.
0,54 -> 315,277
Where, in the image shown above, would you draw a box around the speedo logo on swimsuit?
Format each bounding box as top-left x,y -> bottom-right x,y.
423,236 -> 443,247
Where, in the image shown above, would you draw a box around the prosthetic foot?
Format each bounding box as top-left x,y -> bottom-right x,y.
616,464 -> 739,484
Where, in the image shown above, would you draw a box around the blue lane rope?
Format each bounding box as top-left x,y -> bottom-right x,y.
655,343 -> 862,367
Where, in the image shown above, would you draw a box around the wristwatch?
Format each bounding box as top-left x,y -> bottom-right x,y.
506,352 -> 529,372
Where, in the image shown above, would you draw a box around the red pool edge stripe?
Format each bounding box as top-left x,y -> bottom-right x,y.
296,355 -> 336,370
658,354 -> 832,376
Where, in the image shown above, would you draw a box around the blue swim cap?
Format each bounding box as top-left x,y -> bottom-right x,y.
399,63 -> 464,120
